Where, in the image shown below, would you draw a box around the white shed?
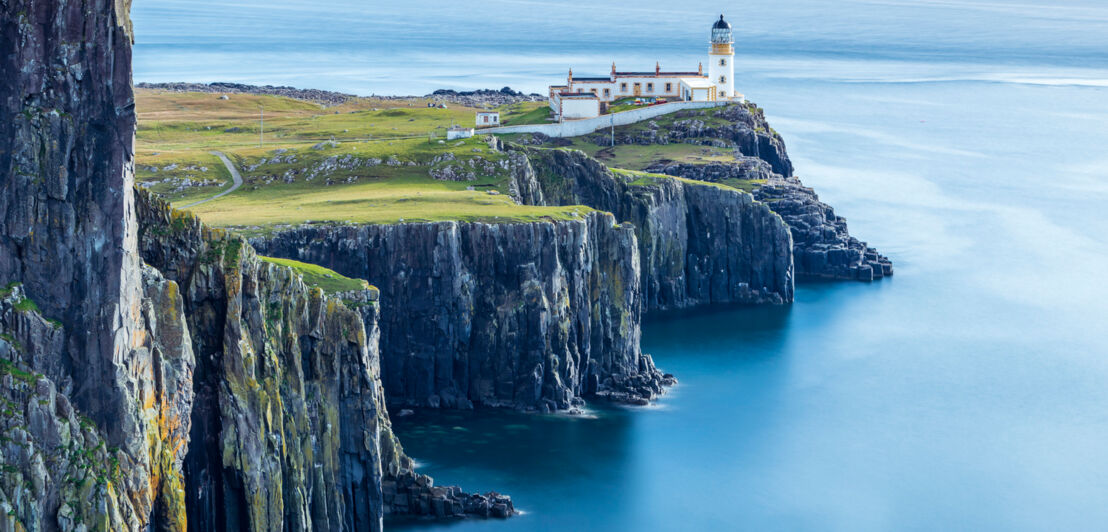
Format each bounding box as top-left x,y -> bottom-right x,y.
476,111 -> 500,127
447,126 -> 475,140
679,78 -> 717,102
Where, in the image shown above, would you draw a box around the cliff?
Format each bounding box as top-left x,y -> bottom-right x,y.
251,214 -> 674,412
1,0 -> 190,527
536,103 -> 892,281
504,144 -> 795,309
0,0 -> 510,529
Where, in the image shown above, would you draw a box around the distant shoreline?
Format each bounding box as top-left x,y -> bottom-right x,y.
135,81 -> 546,108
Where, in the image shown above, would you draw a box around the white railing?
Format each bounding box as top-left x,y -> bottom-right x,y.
482,100 -> 736,138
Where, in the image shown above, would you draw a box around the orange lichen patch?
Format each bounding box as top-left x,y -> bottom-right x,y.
131,326 -> 148,349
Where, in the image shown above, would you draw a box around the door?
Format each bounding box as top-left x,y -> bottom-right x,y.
633,83 -> 642,97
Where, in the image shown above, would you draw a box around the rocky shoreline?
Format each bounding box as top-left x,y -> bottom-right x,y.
137,81 -> 545,108
251,213 -> 676,413
515,102 -> 893,282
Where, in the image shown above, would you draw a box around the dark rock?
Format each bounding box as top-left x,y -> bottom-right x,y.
137,81 -> 356,107
251,213 -> 670,411
503,144 -> 795,309
753,178 -> 893,280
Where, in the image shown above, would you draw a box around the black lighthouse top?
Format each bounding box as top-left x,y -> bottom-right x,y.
711,15 -> 733,44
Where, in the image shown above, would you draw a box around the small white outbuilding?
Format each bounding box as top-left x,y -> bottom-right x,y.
476,111 -> 500,127
447,126 -> 475,140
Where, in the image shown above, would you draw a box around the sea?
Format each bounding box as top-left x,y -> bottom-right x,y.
132,1 -> 1108,530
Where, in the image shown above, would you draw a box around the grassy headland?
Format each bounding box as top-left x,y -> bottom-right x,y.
135,90 -> 582,229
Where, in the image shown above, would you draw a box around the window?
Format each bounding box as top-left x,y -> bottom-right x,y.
483,116 -> 489,123
719,76 -> 726,83
591,88 -> 597,94
621,82 -> 628,92
719,59 -> 726,66
646,83 -> 654,92
603,88 -> 610,97
665,82 -> 672,92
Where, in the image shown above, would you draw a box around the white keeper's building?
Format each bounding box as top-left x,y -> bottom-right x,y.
549,15 -> 744,122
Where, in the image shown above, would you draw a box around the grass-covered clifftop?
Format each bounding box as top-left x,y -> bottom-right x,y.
135,89 -> 576,228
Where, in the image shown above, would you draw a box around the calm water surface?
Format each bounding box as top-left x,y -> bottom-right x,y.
133,1 -> 1108,529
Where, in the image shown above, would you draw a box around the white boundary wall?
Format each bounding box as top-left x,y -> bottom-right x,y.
482,100 -> 734,138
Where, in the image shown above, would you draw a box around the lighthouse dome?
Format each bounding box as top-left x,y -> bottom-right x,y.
711,15 -> 733,43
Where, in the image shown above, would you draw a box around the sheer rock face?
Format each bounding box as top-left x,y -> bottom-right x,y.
1,0 -> 458,529
753,178 -> 893,280
251,213 -> 671,412
508,145 -> 795,309
564,102 -> 892,282
0,0 -> 189,527
137,193 -> 389,532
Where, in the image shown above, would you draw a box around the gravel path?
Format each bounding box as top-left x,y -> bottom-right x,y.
180,151 -> 243,208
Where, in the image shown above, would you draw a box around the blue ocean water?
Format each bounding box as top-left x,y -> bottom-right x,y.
132,1 -> 1108,529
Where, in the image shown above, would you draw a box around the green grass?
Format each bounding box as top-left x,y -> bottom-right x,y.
612,168 -> 765,195
137,151 -> 233,205
12,297 -> 38,313
498,102 -> 552,126
0,357 -> 36,384
718,178 -> 767,193
606,97 -> 670,115
188,171 -> 591,229
137,90 -> 594,227
258,256 -> 371,294
0,282 -> 18,299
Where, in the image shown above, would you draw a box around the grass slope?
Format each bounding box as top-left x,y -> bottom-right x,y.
258,256 -> 371,294
136,90 -> 587,228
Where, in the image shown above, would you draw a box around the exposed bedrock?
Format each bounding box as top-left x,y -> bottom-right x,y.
583,102 -> 893,281
2,0 -> 508,528
578,103 -> 793,176
644,162 -> 893,281
753,178 -> 893,280
1,0 -> 192,527
251,213 -> 673,411
504,144 -> 795,309
138,192 -> 512,528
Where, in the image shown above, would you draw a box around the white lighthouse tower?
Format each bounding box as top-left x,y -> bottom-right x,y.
708,14 -> 735,100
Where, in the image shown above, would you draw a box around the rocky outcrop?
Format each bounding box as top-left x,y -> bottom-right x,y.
251,214 -> 673,412
137,191 -> 514,529
2,0 -> 510,529
1,0 -> 194,527
753,178 -> 892,280
645,158 -> 777,183
582,103 -> 794,177
137,82 -> 356,107
506,145 -> 795,309
572,103 -> 892,281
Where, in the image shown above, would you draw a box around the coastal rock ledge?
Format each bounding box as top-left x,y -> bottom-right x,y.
252,213 -> 677,413
0,0 -> 514,529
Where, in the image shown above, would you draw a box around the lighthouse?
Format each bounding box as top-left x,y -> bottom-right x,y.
546,14 -> 743,120
708,14 -> 735,100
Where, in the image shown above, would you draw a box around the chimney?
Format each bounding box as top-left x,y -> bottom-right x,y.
656,61 -> 661,75
698,62 -> 703,75
611,62 -> 617,82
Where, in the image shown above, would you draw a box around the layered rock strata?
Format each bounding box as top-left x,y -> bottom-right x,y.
252,214 -> 673,411
0,0 -> 191,527
138,192 -> 513,529
1,0 -> 510,529
530,102 -> 892,281
505,144 -> 795,309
